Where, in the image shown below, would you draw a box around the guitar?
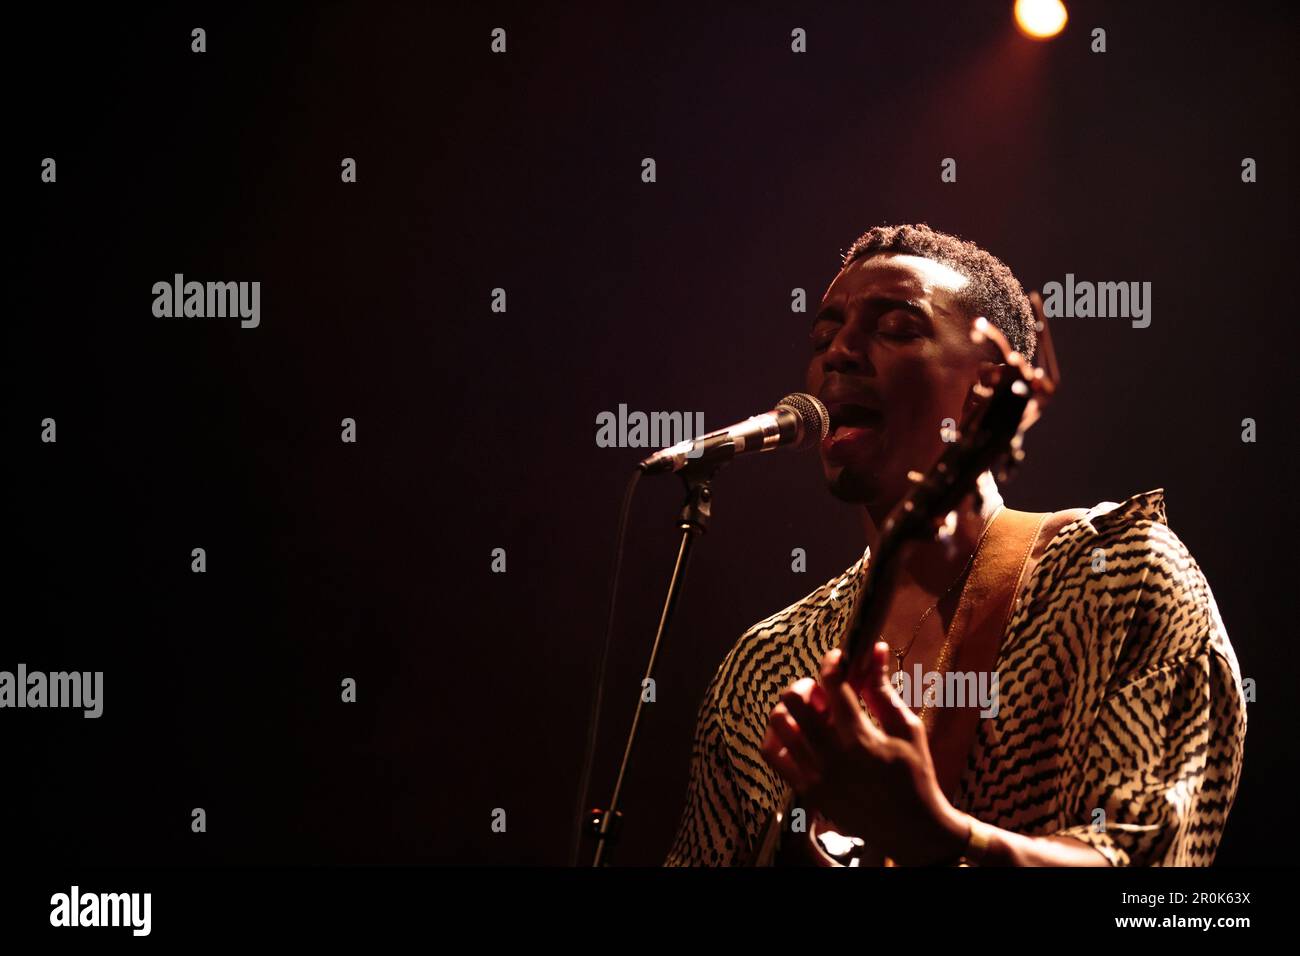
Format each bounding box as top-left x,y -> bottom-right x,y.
749,296 -> 1059,867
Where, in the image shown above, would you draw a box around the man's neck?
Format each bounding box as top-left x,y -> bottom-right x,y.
857,470 -> 1005,594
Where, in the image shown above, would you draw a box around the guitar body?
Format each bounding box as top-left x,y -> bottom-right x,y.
751,792 -> 832,867
797,817 -> 889,867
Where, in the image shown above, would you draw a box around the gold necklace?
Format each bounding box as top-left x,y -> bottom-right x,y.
885,504 -> 1005,677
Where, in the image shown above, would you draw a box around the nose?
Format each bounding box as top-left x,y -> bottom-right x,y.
821,321 -> 872,376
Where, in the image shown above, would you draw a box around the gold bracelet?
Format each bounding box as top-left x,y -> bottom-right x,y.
960,816 -> 994,866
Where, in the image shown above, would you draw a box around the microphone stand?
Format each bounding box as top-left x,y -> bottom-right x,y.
587,460 -> 719,866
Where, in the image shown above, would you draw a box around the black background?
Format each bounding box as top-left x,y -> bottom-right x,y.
10,1 -> 1297,867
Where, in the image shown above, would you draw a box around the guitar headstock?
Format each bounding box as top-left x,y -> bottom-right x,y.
969,290 -> 1057,479
976,290 -> 1057,414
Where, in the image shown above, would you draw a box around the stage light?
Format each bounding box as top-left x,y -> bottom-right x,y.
1014,0 -> 1068,40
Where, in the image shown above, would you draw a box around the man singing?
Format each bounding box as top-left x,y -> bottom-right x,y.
665,224 -> 1246,867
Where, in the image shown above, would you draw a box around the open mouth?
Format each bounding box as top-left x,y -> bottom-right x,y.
826,402 -> 883,433
821,401 -> 883,465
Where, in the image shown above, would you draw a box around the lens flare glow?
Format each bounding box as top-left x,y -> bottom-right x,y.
1014,0 -> 1068,39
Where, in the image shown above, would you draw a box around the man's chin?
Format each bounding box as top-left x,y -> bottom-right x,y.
825,465 -> 879,504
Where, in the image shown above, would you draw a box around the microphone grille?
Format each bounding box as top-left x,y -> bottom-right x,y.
777,392 -> 830,445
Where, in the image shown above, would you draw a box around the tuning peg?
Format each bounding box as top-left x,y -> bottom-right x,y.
935,510 -> 959,559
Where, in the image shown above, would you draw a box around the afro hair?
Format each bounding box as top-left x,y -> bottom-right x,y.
840,223 -> 1036,361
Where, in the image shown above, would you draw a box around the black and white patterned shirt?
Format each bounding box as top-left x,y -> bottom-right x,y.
665,489 -> 1247,866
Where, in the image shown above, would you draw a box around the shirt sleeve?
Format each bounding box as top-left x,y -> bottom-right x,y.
663,673 -> 748,866
1049,637 -> 1247,866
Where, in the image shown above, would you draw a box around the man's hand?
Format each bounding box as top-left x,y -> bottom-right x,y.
760,641 -> 969,866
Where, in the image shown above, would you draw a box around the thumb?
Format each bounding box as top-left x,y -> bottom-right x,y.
818,648 -> 874,748
853,641 -> 917,739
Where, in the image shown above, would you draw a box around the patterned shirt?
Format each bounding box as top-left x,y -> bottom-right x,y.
665,489 -> 1247,866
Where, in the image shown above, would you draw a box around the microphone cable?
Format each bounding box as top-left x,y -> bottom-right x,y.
568,466 -> 642,866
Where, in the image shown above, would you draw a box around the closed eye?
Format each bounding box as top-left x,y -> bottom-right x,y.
877,308 -> 926,340
809,323 -> 840,352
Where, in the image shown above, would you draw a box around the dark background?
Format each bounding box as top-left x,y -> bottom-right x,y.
9,1 -> 1296,867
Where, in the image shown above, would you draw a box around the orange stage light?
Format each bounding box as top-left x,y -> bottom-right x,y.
1014,0 -> 1068,40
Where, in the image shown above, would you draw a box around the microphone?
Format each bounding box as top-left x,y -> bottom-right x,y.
638,393 -> 830,475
